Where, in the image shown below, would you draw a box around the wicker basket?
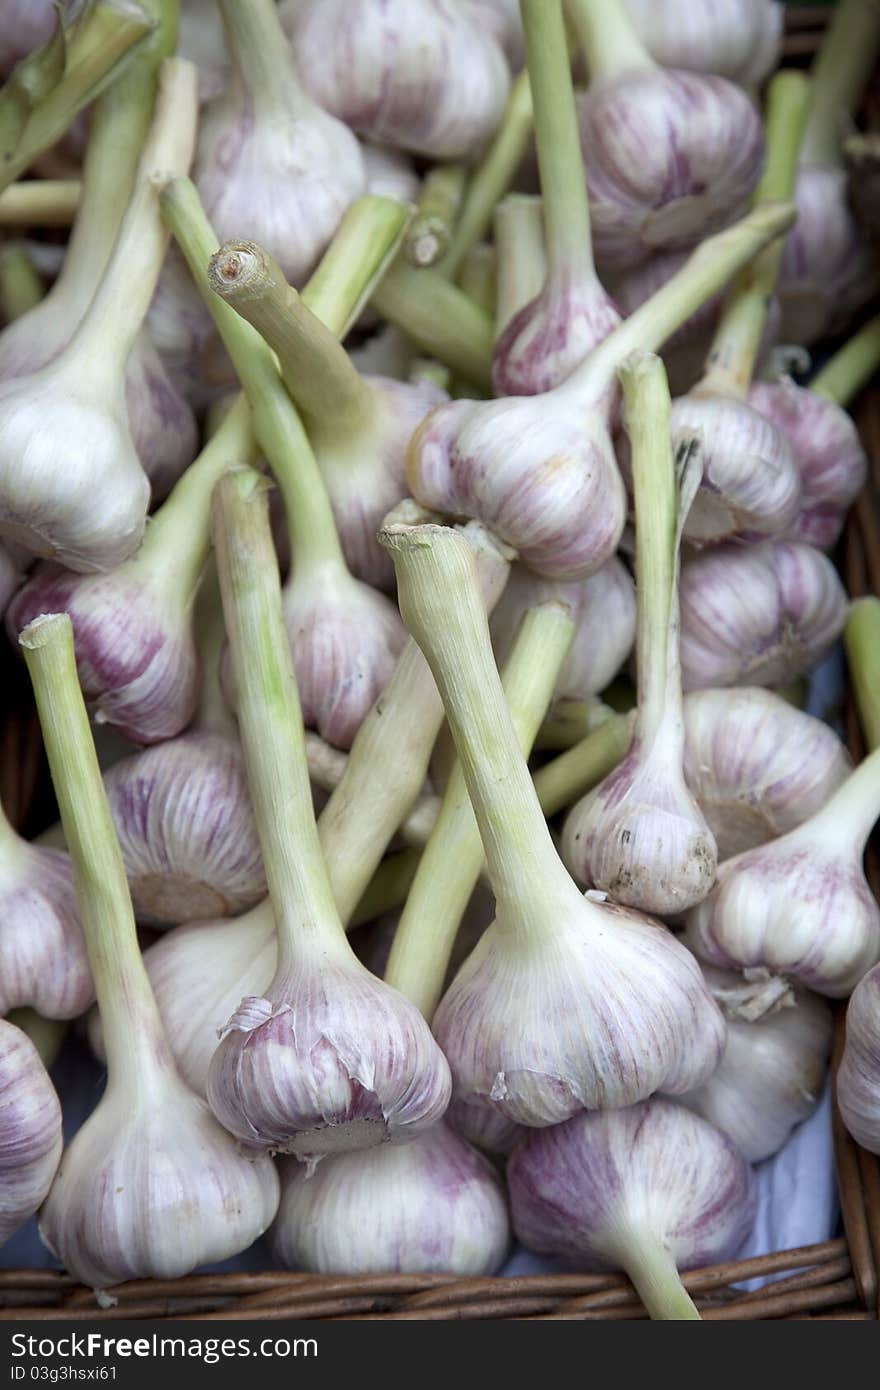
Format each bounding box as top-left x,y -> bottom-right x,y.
1,2 -> 879,1323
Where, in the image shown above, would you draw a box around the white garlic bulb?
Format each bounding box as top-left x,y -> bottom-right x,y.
360,142 -> 421,204
271,1122 -> 510,1275
837,963 -> 880,1155
178,0 -> 229,102
623,0 -> 782,87
0,1019 -> 62,1247
680,966 -> 833,1163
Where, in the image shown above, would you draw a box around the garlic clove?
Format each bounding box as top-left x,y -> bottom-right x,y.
838,963 -> 880,1155
508,1098 -> 757,1319
0,834 -> 93,1020
270,1121 -> 510,1274
0,1019 -> 62,1248
103,732 -> 266,926
682,686 -> 852,860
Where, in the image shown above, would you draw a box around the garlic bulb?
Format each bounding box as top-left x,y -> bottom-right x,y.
271,1122 -> 510,1275
490,558 -> 636,709
0,801 -> 92,1019
563,353 -> 717,915
287,0 -> 511,161
382,519 -> 725,1132
683,687 -> 851,861
679,966 -> 832,1163
20,612 -> 279,1290
447,1095 -> 523,1156
178,0 -> 228,102
508,1099 -> 757,1319
623,0 -> 782,87
196,0 -> 365,290
838,963 -> 880,1155
409,203 -> 793,581
145,247 -> 233,412
0,1019 -> 62,1247
0,59 -> 198,571
568,0 -> 764,272
0,541 -> 21,615
205,471 -> 451,1159
361,142 -> 420,204
207,235 -> 447,592
491,0 -> 622,398
679,541 -> 849,692
460,0 -> 525,71
685,747 -> 880,1002
0,1 -> 62,78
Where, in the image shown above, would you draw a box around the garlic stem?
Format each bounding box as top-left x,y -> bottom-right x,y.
801,0 -> 880,170
435,69 -> 533,282
381,524 -> 578,937
302,195 -> 411,338
536,695 -> 615,751
19,613 -> 174,1094
192,560 -> 235,737
0,2 -> 156,194
351,849 -> 423,930
65,55 -> 198,379
385,600 -> 575,1018
217,0 -> 304,119
803,744 -> 880,854
493,194 -> 547,338
700,72 -> 810,400
370,261 -> 494,391
161,180 -> 347,576
210,240 -> 379,438
810,312 -> 880,407
614,1230 -> 701,1321
523,0 -> 595,282
0,243 -> 43,321
0,179 -> 80,225
532,710 -> 635,816
846,598 -> 880,754
563,202 -> 796,407
565,0 -> 656,84
406,165 -> 467,268
211,468 -> 347,971
458,245 -> 497,322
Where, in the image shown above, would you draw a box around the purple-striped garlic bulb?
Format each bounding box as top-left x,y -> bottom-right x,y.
0,0 -> 64,77
679,541 -> 849,692
460,0 -> 525,71
838,963 -> 880,1155
623,0 -> 782,87
271,1121 -> 511,1274
285,0 -> 511,161
196,0 -> 365,289
683,687 -> 851,861
680,966 -> 832,1163
685,746 -> 880,1003
0,1020 -> 62,1247
508,1099 -> 757,1319
568,0 -> 764,272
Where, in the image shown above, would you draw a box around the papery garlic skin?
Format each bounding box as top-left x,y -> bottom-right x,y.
0,364 -> 150,573
103,733 -> 265,925
490,559 -> 636,705
407,394 -> 627,581
623,0 -> 782,87
492,276 -> 623,398
684,838 -> 880,1001
679,968 -> 832,1163
578,71 -> 765,271
508,1099 -> 757,1274
0,840 -> 93,1020
433,896 -> 725,1129
7,564 -> 198,745
206,951 -> 453,1158
38,1071 -> 280,1288
271,1121 -> 510,1274
683,687 -> 851,860
838,964 -> 880,1155
0,1020 -> 62,1247
679,541 -> 849,692
288,0 -> 511,161
748,378 -> 868,551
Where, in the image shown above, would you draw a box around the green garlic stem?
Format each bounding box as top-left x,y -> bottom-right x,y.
350,849 -> 423,931
533,710 -> 635,816
19,613 -> 175,1095
436,69 -> 534,283
0,179 -> 80,226
302,194 -> 411,337
565,0 -> 655,85
845,598 -> 880,754
615,1231 -> 701,1321
700,72 -> 811,400
803,742 -> 880,855
211,469 -> 349,974
193,559 -> 236,737
161,179 -> 346,576
494,193 -> 547,339
457,244 -> 497,320
801,0 -> 880,169
522,0 -> 595,281
0,1 -> 157,195
385,600 -> 575,1018
217,0 -> 304,118
810,312 -> 880,407
371,261 -> 494,392
405,164 -> 467,268
535,696 -> 614,751
0,243 -> 44,321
